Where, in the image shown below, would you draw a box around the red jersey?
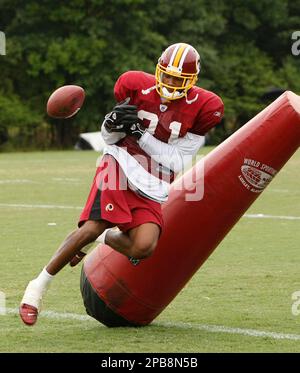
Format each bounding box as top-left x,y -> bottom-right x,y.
102,70 -> 224,202
115,70 -> 224,144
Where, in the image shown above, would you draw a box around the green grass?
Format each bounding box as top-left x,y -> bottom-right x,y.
0,148 -> 300,352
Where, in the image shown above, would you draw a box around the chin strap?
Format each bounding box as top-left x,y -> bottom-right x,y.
141,83 -> 198,104
161,87 -> 183,99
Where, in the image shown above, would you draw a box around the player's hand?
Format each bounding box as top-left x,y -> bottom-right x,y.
103,99 -> 139,133
124,122 -> 146,139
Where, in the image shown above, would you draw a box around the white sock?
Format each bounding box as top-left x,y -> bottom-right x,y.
96,227 -> 120,244
34,267 -> 54,290
96,229 -> 110,244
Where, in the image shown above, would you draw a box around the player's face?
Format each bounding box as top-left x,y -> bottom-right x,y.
161,73 -> 184,92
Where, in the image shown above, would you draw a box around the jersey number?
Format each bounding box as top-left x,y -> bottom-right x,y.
138,110 -> 182,143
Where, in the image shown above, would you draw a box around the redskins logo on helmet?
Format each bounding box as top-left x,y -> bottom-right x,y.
155,43 -> 201,100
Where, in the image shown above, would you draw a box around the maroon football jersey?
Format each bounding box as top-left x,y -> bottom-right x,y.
115,71 -> 223,140
113,70 -> 224,181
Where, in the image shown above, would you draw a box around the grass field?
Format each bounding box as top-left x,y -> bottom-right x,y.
0,147 -> 300,353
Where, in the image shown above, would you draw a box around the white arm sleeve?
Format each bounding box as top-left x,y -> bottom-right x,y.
101,123 -> 126,145
138,131 -> 205,173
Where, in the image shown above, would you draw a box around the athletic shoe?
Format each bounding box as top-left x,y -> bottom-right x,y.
19,303 -> 38,326
19,280 -> 44,326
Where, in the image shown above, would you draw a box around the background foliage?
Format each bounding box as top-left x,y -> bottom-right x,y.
0,0 -> 299,149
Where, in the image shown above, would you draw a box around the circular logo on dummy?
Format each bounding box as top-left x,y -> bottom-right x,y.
105,203 -> 114,212
241,166 -> 273,190
238,158 -> 277,193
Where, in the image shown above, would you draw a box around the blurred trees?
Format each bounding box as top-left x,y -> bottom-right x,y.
0,0 -> 299,149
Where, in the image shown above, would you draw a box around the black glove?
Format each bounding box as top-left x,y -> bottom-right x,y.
103,100 -> 139,133
124,122 -> 146,139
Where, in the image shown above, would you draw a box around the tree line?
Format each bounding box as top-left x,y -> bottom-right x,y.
0,0 -> 299,150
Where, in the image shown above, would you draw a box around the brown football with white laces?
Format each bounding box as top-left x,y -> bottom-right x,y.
47,85 -> 85,119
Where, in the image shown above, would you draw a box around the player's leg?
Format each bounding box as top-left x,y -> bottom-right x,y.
100,222 -> 160,259
96,184 -> 163,262
19,219 -> 110,326
69,154 -> 127,267
69,226 -> 119,267
46,220 -> 111,274
19,154 -> 127,325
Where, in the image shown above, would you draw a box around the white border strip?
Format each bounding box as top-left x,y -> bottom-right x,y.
0,203 -> 82,210
1,203 -> 300,221
244,213 -> 300,220
157,321 -> 300,341
6,308 -> 300,341
7,308 -> 95,322
0,179 -> 39,184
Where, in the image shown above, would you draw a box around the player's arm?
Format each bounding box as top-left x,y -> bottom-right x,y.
130,94 -> 224,173
191,94 -> 224,135
137,131 -> 205,173
103,112 -> 203,172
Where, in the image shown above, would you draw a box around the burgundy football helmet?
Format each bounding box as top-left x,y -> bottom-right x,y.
155,43 -> 201,100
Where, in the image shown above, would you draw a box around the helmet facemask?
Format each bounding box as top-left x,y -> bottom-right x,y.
155,65 -> 197,100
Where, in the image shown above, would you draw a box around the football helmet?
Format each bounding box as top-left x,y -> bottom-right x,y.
155,43 -> 201,100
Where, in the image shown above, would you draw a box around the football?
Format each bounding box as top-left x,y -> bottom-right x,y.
46,85 -> 85,119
